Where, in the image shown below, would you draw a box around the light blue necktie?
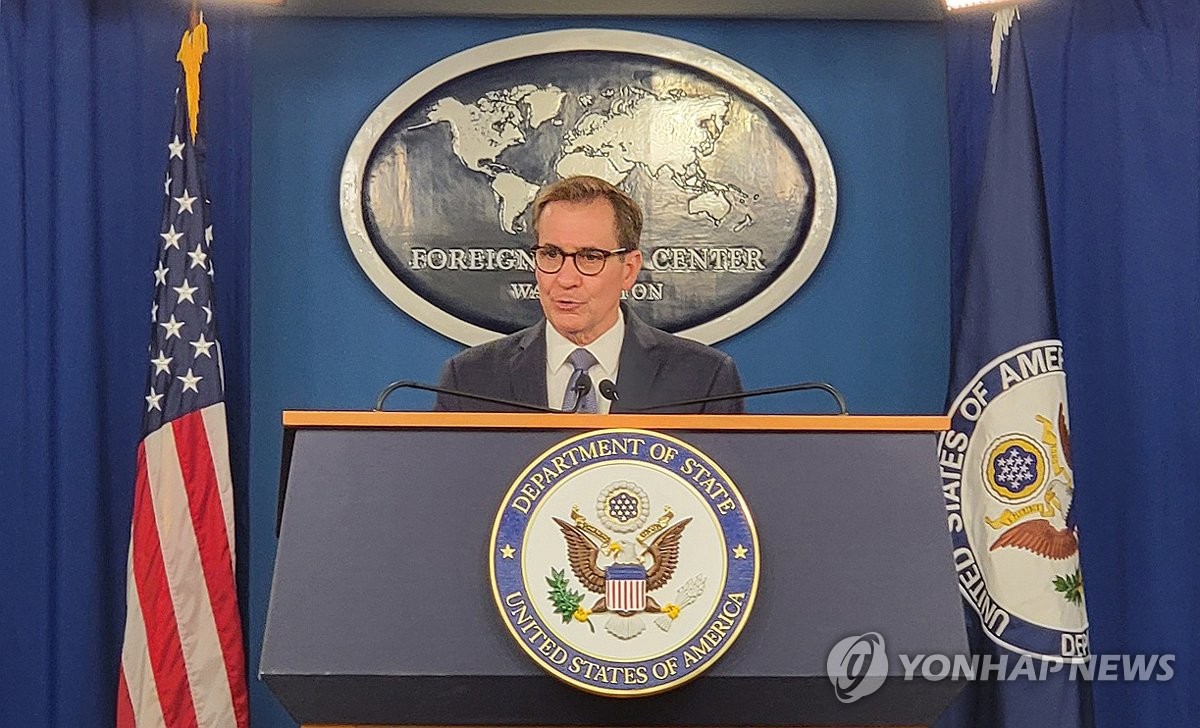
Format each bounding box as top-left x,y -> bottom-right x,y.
561,348 -> 599,413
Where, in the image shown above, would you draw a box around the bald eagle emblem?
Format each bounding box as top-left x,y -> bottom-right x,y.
548,483 -> 706,640
988,403 -> 1080,562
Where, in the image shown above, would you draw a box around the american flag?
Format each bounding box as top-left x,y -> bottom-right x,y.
117,20 -> 250,728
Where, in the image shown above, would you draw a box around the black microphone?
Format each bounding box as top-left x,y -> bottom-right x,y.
598,379 -> 619,403
566,373 -> 594,413
375,380 -> 553,413
629,381 -> 849,415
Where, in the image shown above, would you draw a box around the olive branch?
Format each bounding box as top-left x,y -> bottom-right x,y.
1053,569 -> 1084,606
546,568 -> 594,631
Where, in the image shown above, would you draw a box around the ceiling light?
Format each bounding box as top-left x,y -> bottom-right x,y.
945,0 -> 1016,10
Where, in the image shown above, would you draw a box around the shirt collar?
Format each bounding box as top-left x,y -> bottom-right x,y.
546,308 -> 625,376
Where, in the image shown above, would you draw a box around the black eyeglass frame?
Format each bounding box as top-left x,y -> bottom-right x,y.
529,244 -> 630,276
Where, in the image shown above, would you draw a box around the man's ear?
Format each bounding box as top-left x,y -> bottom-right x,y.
622,249 -> 643,289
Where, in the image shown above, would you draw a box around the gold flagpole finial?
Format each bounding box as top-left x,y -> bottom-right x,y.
178,2 -> 208,141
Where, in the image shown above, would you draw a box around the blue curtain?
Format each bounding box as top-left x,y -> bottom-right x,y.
0,2 -> 251,725
947,1 -> 1199,725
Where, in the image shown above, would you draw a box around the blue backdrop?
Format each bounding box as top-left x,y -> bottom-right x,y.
3,2 -> 1196,727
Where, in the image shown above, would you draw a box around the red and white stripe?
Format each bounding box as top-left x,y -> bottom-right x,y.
118,404 -> 249,728
606,577 -> 647,612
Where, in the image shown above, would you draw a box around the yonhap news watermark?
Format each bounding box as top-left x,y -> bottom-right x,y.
827,632 -> 1175,704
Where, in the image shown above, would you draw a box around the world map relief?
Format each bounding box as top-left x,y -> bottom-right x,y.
410,83 -> 754,235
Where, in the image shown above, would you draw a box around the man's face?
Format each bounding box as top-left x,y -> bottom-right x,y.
535,198 -> 642,346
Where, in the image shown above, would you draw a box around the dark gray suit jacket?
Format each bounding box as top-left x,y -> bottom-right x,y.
435,307 -> 743,413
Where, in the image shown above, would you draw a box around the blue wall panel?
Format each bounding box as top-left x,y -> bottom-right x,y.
250,16 -> 948,725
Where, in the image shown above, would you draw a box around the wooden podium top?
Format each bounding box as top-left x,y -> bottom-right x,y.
302,725 -> 924,728
283,410 -> 949,432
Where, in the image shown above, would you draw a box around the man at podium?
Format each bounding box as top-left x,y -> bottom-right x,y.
435,175 -> 744,413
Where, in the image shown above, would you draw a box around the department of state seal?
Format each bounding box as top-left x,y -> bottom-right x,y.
940,340 -> 1089,660
490,429 -> 760,696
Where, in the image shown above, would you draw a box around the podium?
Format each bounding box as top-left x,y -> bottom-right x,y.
262,411 -> 967,727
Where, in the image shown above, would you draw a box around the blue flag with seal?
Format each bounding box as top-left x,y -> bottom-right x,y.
936,10 -> 1093,728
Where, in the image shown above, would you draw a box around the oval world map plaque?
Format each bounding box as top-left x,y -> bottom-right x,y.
341,29 -> 836,345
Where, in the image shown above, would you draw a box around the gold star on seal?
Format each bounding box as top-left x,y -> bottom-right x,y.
500,544 -> 516,559
732,544 -> 748,559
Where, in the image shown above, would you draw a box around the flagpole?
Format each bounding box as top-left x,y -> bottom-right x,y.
116,11 -> 249,726
178,3 -> 207,142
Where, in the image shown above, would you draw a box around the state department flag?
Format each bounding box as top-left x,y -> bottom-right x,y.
936,11 -> 1092,728
116,18 -> 250,728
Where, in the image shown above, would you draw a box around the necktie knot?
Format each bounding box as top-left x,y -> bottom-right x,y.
568,347 -> 598,372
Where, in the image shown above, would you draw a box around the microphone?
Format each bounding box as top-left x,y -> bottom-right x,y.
375,380 -> 553,413
566,372 -> 594,413
598,379 -> 619,403
630,381 -> 849,415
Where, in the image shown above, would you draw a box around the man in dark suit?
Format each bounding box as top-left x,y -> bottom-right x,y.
435,176 -> 743,413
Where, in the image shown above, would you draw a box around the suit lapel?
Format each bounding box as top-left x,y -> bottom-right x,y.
509,322 -> 548,408
612,307 -> 664,413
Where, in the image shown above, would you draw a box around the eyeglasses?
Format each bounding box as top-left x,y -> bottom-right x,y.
530,244 -> 628,276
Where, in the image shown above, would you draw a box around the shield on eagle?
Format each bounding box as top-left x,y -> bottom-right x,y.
605,564 -> 647,612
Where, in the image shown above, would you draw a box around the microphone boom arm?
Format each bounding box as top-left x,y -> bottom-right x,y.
631,381 -> 848,415
374,380 -> 550,413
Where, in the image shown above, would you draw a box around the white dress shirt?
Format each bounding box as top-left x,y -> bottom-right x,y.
545,310 -> 625,414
